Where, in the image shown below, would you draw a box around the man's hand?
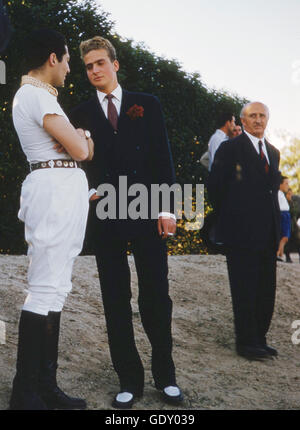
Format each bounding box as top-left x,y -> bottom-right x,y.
53,141 -> 67,154
90,193 -> 100,201
157,216 -> 176,239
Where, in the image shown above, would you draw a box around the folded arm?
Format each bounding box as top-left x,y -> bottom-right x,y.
43,114 -> 93,162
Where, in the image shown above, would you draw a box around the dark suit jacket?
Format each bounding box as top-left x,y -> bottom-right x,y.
207,132 -> 281,251
69,89 -> 176,240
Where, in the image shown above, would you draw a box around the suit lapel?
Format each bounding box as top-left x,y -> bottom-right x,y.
91,90 -> 133,130
241,133 -> 269,178
117,90 -> 134,129
265,140 -> 278,181
89,95 -> 113,150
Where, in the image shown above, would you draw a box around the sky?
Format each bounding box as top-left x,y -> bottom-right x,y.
96,0 -> 300,149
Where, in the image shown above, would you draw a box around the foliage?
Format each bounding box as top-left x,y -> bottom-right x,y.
0,0 -> 247,254
280,136 -> 300,194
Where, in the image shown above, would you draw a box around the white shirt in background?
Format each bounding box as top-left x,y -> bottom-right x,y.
278,190 -> 290,211
208,129 -> 228,171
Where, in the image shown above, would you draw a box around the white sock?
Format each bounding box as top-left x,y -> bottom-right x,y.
164,386 -> 180,397
116,392 -> 133,403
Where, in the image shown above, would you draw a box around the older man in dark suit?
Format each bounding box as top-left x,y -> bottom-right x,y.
69,36 -> 183,409
208,102 -> 281,361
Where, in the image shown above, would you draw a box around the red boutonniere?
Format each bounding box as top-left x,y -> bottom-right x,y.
126,104 -> 144,120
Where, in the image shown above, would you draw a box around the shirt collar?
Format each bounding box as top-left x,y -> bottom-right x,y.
244,130 -> 265,147
97,84 -> 122,104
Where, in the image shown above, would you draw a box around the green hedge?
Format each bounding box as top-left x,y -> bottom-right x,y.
0,0 -> 247,254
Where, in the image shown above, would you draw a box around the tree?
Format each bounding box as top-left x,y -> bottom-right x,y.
0,0 -> 247,254
280,136 -> 300,194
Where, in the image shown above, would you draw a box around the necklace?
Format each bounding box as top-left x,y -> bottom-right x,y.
20,75 -> 58,97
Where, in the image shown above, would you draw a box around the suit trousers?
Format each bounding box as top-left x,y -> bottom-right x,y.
94,232 -> 176,395
226,241 -> 277,347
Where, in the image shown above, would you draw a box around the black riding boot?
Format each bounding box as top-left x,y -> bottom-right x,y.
9,311 -> 48,410
38,311 -> 87,410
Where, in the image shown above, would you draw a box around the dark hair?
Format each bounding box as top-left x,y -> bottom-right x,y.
215,111 -> 235,129
23,28 -> 67,72
280,175 -> 288,184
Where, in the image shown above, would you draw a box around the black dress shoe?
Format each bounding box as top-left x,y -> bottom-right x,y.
112,392 -> 141,409
264,345 -> 278,357
236,345 -> 272,361
160,386 -> 184,405
39,386 -> 87,410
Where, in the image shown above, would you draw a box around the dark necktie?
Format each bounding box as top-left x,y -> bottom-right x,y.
258,140 -> 269,174
106,94 -> 118,130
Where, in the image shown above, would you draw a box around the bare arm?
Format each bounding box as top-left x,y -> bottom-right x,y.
43,114 -> 89,161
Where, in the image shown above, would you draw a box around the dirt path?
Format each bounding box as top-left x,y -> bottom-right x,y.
1,254 -> 300,410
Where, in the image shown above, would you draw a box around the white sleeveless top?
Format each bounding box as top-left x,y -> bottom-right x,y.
12,84 -> 71,163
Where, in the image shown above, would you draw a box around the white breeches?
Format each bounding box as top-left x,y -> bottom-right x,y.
18,168 -> 89,316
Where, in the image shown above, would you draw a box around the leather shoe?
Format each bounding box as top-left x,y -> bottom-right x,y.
160,385 -> 184,405
236,345 -> 272,361
39,386 -> 87,410
112,391 -> 141,409
264,345 -> 278,357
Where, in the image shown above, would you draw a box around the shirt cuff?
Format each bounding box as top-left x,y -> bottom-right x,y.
158,212 -> 176,221
88,188 -> 97,200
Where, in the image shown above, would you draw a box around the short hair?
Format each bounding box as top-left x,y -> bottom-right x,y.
240,102 -> 269,119
215,111 -> 235,129
280,175 -> 288,184
79,36 -> 117,62
23,28 -> 67,72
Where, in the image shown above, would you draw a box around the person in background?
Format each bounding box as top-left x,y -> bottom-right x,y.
284,188 -> 300,263
232,124 -> 242,137
277,176 -> 291,261
208,101 -> 281,361
207,111 -> 236,171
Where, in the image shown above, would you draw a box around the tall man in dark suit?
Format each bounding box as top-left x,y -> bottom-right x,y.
208,102 -> 281,361
69,36 -> 183,408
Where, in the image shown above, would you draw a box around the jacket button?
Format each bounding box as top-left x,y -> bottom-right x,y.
133,170 -> 137,174
136,146 -> 140,150
114,130 -> 118,135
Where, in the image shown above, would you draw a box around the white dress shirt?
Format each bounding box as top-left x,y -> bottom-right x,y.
208,129 -> 228,171
244,130 -> 270,164
96,84 -> 122,117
